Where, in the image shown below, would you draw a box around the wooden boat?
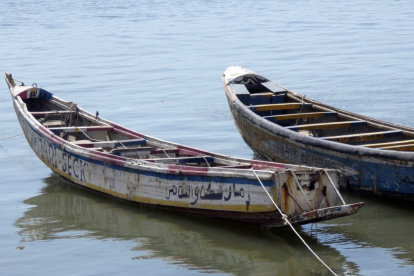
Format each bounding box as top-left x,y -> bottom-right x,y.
5,73 -> 363,228
222,66 -> 414,201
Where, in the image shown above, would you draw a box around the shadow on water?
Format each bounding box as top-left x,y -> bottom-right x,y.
13,174 -> 357,276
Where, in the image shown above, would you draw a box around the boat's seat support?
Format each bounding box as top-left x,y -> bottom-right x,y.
249,103 -> 312,112
286,121 -> 367,131
320,130 -> 403,143
49,126 -> 114,133
265,112 -> 337,122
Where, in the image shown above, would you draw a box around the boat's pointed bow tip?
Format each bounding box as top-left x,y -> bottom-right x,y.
222,66 -> 256,84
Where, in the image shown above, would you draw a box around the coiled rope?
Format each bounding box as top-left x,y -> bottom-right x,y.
0,133 -> 24,140
251,169 -> 338,276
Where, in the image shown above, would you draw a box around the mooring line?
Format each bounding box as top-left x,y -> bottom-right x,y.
323,170 -> 346,205
251,169 -> 338,276
0,133 -> 24,140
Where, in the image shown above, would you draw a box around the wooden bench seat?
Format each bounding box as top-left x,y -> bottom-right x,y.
320,130 -> 403,143
286,121 -> 367,131
362,139 -> 414,148
381,144 -> 414,151
31,110 -> 73,117
143,156 -> 214,164
249,103 -> 312,112
264,112 -> 337,122
73,138 -> 146,149
111,147 -> 178,156
49,126 -> 114,133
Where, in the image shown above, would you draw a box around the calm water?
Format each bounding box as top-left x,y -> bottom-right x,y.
1,0 -> 414,275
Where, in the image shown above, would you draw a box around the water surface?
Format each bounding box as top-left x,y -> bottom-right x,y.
1,0 -> 414,275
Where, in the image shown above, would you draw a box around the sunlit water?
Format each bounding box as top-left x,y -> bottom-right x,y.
1,0 -> 414,275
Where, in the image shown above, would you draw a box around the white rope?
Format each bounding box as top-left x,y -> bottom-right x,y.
323,170 -> 346,205
77,128 -> 93,141
0,133 -> 24,140
201,156 -> 211,167
251,169 -> 338,276
118,141 -> 128,149
162,149 -> 171,158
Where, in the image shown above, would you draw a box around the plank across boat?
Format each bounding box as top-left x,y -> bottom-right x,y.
222,66 -> 414,201
4,73 -> 363,228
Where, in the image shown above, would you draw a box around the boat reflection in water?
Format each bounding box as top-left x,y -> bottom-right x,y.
14,174 -> 356,276
301,192 -> 414,276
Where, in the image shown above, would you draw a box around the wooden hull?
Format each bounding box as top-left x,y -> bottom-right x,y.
223,66 -> 414,201
6,73 -> 363,228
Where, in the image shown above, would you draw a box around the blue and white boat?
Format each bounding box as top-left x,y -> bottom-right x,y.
223,66 -> 414,201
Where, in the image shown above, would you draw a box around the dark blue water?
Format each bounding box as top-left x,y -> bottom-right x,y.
1,0 -> 414,275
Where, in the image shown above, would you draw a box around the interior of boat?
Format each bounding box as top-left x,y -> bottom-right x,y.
230,79 -> 414,152
23,96 -> 267,169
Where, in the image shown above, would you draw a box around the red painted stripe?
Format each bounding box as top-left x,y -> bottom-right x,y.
167,165 -> 209,176
112,127 -> 143,139
176,145 -> 210,156
17,90 -> 28,99
109,123 -> 146,138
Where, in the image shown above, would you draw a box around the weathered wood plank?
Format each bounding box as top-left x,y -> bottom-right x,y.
251,92 -> 274,97
381,144 -> 414,151
49,126 -> 114,133
144,156 -> 214,164
250,103 -> 312,112
74,138 -> 146,149
362,139 -> 414,148
286,121 -> 366,131
31,110 -> 73,117
320,130 -> 403,143
265,112 -> 337,121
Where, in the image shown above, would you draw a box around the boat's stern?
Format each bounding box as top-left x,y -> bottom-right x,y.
292,202 -> 364,227
275,169 -> 346,216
